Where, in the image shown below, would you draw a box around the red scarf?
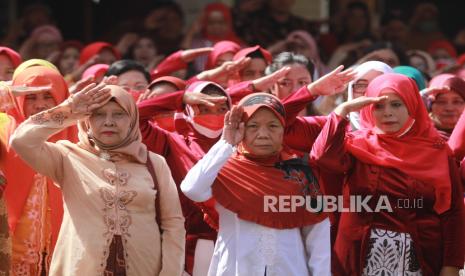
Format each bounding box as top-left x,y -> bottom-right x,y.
0,47 -> 22,68
201,146 -> 326,230
233,45 -> 272,63
4,66 -> 77,251
79,42 -> 120,65
348,73 -> 451,214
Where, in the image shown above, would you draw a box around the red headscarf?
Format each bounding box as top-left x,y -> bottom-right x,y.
12,67 -> 69,122
79,42 -> 121,65
229,46 -> 272,85
202,93 -> 326,229
453,67 -> 465,80
347,73 -> 451,214
233,45 -> 272,63
436,77 -> 465,101
205,40 -> 241,70
429,73 -> 455,88
201,3 -> 242,44
0,47 -> 22,68
4,66 -> 77,251
428,40 -> 458,58
148,76 -> 186,91
457,53 -> 465,66
82,64 -> 109,81
427,74 -> 465,101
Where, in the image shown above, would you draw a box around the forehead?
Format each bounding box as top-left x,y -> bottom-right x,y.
379,90 -> 403,101
436,90 -> 463,100
150,82 -> 177,92
208,11 -> 225,20
248,107 -> 280,122
118,70 -> 148,84
97,100 -> 125,111
245,58 -> 267,70
284,64 -> 311,79
137,37 -> 154,44
24,91 -> 54,99
36,33 -> 60,42
63,47 -> 80,54
216,52 -> 234,62
0,54 -> 13,67
358,70 -> 383,82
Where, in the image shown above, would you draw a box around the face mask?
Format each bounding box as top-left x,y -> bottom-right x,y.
191,114 -> 225,138
435,58 -> 455,70
153,116 -> 176,132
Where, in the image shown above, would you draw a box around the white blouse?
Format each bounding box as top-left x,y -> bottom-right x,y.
181,139 -> 331,276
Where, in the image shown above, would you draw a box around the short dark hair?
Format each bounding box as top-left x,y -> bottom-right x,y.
247,49 -> 266,60
105,59 -> 150,82
202,83 -> 225,96
265,52 -> 315,77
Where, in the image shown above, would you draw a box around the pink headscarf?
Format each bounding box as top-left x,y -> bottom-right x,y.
31,24 -> 63,42
0,47 -> 22,68
205,40 -> 241,70
82,64 -> 109,80
287,30 -> 328,78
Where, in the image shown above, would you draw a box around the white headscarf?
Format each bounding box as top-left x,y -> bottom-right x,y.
347,61 -> 393,130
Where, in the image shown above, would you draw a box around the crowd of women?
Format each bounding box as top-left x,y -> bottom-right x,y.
0,1 -> 464,275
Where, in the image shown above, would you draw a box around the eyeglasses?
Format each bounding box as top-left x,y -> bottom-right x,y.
352,82 -> 368,97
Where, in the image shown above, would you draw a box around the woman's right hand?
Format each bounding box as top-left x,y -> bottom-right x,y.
308,65 -> 356,96
252,66 -> 291,91
222,105 -> 245,146
68,83 -> 112,114
334,95 -> 387,117
197,57 -> 251,83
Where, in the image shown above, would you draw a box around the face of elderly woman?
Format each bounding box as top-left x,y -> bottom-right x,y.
431,90 -> 465,130
372,91 -> 409,134
243,107 -> 284,156
88,100 -> 131,146
23,91 -> 57,117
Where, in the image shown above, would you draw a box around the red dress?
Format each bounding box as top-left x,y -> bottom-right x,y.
311,113 -> 465,275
